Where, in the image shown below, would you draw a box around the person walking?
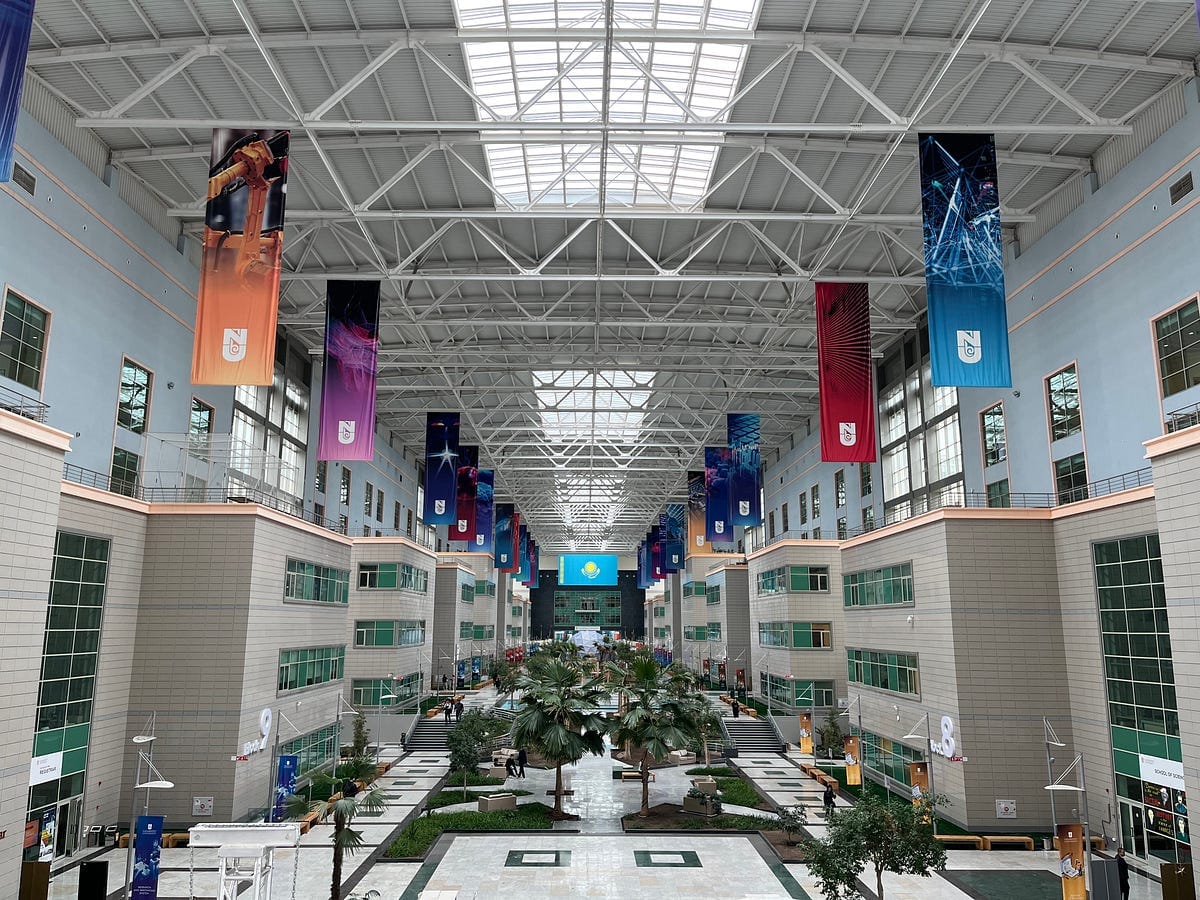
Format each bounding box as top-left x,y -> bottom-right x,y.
731,698 -> 740,718
443,699 -> 452,723
1116,847 -> 1129,900
505,756 -> 518,779
823,784 -> 836,819
517,747 -> 527,778
454,699 -> 464,723
440,673 -> 448,692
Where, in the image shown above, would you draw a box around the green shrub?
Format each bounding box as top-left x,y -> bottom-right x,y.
385,804 -> 555,857
714,776 -> 766,809
623,811 -> 777,831
684,766 -> 734,777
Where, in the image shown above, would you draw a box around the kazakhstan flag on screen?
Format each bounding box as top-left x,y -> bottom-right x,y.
558,553 -> 618,586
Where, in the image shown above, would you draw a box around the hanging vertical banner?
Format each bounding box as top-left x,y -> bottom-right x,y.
1056,823 -> 1087,900
527,541 -> 539,587
316,281 -> 380,461
273,754 -> 299,823
504,511 -> 522,573
816,282 -> 877,463
704,447 -> 733,544
131,815 -> 165,899
192,128 -> 290,385
474,469 -> 495,553
0,0 -> 34,182
798,712 -> 813,755
727,414 -> 762,527
844,735 -> 862,787
687,470 -> 709,554
636,541 -> 648,589
423,413 -> 459,525
448,445 -> 479,541
664,503 -> 685,572
494,503 -> 515,569
908,762 -> 930,802
919,133 -> 1012,387
516,524 -> 530,584
650,526 -> 665,580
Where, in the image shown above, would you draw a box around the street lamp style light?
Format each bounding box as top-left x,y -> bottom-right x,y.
124,727 -> 173,900
377,675 -> 398,763
1045,753 -> 1092,888
1044,717 -> 1066,831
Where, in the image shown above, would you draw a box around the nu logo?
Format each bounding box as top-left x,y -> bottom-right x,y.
337,420 -> 356,444
434,499 -> 446,515
956,330 -> 982,365
839,422 -> 857,447
738,500 -> 750,516
457,519 -> 468,532
222,328 -> 248,362
714,520 -> 726,534
475,534 -> 485,546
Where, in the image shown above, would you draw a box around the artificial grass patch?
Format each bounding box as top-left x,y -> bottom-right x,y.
385,803 -> 556,858
713,776 -> 769,809
425,788 -> 533,810
684,766 -> 735,777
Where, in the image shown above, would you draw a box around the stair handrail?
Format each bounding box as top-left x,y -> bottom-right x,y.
764,709 -> 788,751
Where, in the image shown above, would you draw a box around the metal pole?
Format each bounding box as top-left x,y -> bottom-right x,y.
266,707 -> 280,823
925,712 -> 938,836
123,749 -> 143,900
1079,754 -> 1093,897
1044,717 -> 1058,831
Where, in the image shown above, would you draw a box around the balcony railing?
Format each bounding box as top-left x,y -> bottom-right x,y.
1166,400 -> 1200,434
0,383 -> 50,423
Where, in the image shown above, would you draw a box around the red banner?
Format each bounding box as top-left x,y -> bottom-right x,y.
817,282 -> 876,462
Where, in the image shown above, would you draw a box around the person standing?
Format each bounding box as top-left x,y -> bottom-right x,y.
517,747 -> 527,778
731,698 -> 740,718
823,784 -> 836,819
1116,847 -> 1129,900
454,699 -> 464,723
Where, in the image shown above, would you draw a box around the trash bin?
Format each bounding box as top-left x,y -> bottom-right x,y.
77,860 -> 108,900
1042,837 -> 1054,851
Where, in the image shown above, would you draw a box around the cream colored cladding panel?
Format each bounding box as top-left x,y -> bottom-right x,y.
55,494 -> 149,834
0,417 -> 68,889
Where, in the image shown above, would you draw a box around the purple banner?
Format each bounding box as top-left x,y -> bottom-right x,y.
448,445 -> 479,541
704,446 -> 733,544
474,469 -> 495,553
423,413 -> 460,525
0,0 -> 34,182
317,281 -> 380,461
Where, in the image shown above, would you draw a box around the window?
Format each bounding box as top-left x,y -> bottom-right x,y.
406,509 -> 414,536
354,619 -> 425,648
706,584 -> 721,605
315,460 -> 327,494
357,562 -> 429,592
683,625 -> 708,641
362,525 -> 372,537
880,383 -> 905,444
1047,364 -> 1082,440
883,443 -> 910,499
117,359 -> 152,433
0,289 -> 47,390
853,726 -> 926,786
927,414 -> 963,481
461,582 -> 476,604
981,403 -> 1007,467
860,462 -> 872,497
279,725 -> 338,775
767,511 -> 775,541
843,563 -> 914,608
847,647 -> 920,696
1055,452 -> 1089,504
285,559 -> 350,604
376,488 -> 384,523
706,621 -> 722,639
757,621 -> 832,649
837,517 -> 848,539
861,506 -> 875,531
277,646 -> 345,692
811,485 -> 821,518
812,527 -> 821,540
364,482 -> 374,518
338,514 -> 348,535
476,580 -> 496,597
986,479 -> 1011,509
835,470 -> 846,508
393,501 -> 401,531
339,468 -> 351,505
781,502 -> 789,533
459,621 -> 474,640
189,398 -> 214,436
1154,299 -> 1200,398
790,565 -> 829,592
799,492 -> 808,524
352,673 -> 422,707
314,502 -> 325,522
110,448 -> 140,497
232,341 -> 310,499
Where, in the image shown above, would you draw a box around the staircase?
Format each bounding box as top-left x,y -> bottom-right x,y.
723,716 -> 785,754
406,717 -> 455,752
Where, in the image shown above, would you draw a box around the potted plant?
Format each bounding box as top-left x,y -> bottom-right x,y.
682,787 -> 722,817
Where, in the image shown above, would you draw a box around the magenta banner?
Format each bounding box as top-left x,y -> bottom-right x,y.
448,445 -> 479,541
317,281 -> 380,461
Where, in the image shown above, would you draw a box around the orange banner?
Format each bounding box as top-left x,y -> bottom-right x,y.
191,128 -> 289,385
1056,823 -> 1087,900
908,761 -> 929,800
799,713 -> 813,755
844,735 -> 862,786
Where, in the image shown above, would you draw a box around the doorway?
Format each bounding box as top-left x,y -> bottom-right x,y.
1120,800 -> 1146,859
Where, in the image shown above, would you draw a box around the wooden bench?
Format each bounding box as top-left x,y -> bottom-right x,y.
298,811 -> 320,834
163,832 -> 190,849
1053,836 -> 1106,852
620,770 -> 654,782
935,834 -> 984,850
982,835 -> 1035,851
478,793 -> 517,812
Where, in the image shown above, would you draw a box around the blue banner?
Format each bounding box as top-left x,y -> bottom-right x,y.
474,469 -> 495,553
131,815 -> 165,899
494,503 -> 515,570
650,526 -> 664,581
919,133 -> 1012,387
273,754 -> 299,823
704,446 -> 733,544
526,541 -> 539,587
0,1 -> 34,182
423,413 -> 459,525
727,413 -> 762,526
516,524 -> 530,584
664,503 -> 685,572
636,541 -> 648,589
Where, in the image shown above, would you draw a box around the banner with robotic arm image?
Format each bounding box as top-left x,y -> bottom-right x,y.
192,128 -> 290,385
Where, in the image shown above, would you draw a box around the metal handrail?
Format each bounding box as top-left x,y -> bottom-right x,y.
0,383 -> 50,423
1166,400 -> 1200,434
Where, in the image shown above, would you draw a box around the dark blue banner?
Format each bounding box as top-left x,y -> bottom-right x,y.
727,413 -> 762,527
273,754 -> 299,823
423,413 -> 459,525
448,445 -> 479,542
919,133 -> 1012,387
474,470 -> 495,553
494,503 -> 515,570
516,524 -> 530,584
0,1 -> 34,182
704,446 -> 733,544
636,541 -> 649,589
131,815 -> 165,899
650,526 -> 665,581
526,541 -> 539,587
664,503 -> 685,572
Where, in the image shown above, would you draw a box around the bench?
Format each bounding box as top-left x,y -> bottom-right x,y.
1053,835 -> 1106,852
982,835 -> 1035,851
935,834 -> 984,850
163,832 -> 190,849
478,793 -> 517,812
298,811 -> 320,834
621,770 -> 655,782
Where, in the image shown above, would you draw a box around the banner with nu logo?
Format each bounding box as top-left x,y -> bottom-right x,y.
0,0 -> 34,183
727,413 -> 762,527
493,503 -> 515,570
663,503 -> 685,572
448,445 -> 479,542
704,447 -> 733,545
687,470 -> 709,555
817,282 -> 876,463
317,281 -> 380,461
919,133 -> 1012,387
192,128 -> 290,384
423,412 -> 460,525
474,469 -> 494,554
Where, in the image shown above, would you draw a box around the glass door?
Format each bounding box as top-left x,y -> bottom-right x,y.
1120,800 -> 1147,858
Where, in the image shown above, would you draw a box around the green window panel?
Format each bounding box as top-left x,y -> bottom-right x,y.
461,582 -> 475,604
846,647 -> 920,696
357,562 -> 429,592
843,563 -> 915,608
285,559 -> 350,604
61,748 -> 87,776
63,724 -> 89,751
460,621 -> 474,639
33,730 -> 64,756
277,646 -> 345,692
706,586 -> 721,605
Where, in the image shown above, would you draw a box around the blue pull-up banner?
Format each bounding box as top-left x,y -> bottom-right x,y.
919,133 -> 1012,387
0,1 -> 34,182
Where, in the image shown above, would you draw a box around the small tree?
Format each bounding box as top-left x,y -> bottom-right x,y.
351,713 -> 370,758
818,710 -> 843,759
446,710 -> 509,800
803,793 -> 946,900
777,805 -> 809,846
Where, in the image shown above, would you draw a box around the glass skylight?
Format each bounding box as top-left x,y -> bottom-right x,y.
452,0 -> 761,208
533,369 -> 655,443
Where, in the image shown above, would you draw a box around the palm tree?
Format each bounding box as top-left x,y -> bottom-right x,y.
608,652 -> 703,816
286,759 -> 387,900
510,657 -> 609,818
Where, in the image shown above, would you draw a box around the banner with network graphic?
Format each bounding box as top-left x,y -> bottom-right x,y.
687,470 -> 709,554
493,503 -> 515,570
919,133 -> 1012,387
636,540 -> 649,589
192,128 -> 290,385
664,503 -> 685,572
727,413 -> 762,527
273,754 -> 299,823
0,0 -> 34,182
317,281 -> 380,461
423,412 -> 459,525
473,469 -> 495,553
131,815 -> 165,899
524,538 -> 539,587
516,524 -> 530,583
816,282 -> 876,463
448,445 -> 479,542
704,447 -> 733,545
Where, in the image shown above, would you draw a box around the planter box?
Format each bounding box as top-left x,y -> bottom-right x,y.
722,748 -> 739,759
682,795 -> 719,816
478,793 -> 517,812
691,778 -> 719,795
